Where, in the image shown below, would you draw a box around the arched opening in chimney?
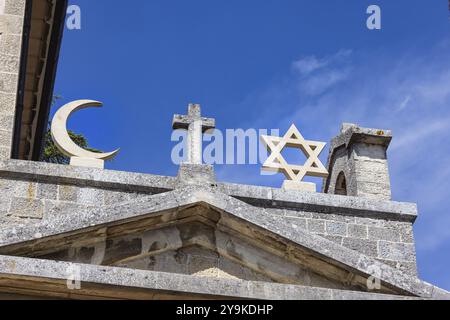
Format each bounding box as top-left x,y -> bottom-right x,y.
335,172 -> 347,196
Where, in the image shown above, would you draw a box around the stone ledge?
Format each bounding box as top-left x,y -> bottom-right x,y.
0,255 -> 429,300
216,183 -> 417,223
0,159 -> 177,193
0,159 -> 417,222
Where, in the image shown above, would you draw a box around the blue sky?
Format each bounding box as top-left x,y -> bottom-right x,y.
54,0 -> 450,290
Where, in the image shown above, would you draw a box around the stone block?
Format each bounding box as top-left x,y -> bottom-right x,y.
177,163 -> 216,185
13,180 -> 36,198
43,201 -> 89,219
0,34 -> 22,56
307,219 -> 325,234
0,146 -> 10,158
347,224 -> 368,239
104,190 -> 131,206
264,208 -> 286,216
4,0 -> 26,16
9,197 -> 44,219
378,241 -> 416,262
326,221 -> 347,236
58,185 -> 78,202
396,223 -> 415,243
282,180 -> 316,192
0,194 -> 10,212
0,53 -> 19,73
0,92 -> 16,114
78,187 -> 104,206
37,183 -> 58,200
284,217 -> 307,231
314,213 -> 355,224
342,238 -> 378,257
354,217 -> 386,227
0,72 -> 17,93
0,129 -> 11,146
284,210 -> 312,219
0,114 -> 13,131
70,157 -> 104,169
322,235 -> 343,245
378,259 -> 417,277
368,226 -> 400,242
1,14 -> 23,34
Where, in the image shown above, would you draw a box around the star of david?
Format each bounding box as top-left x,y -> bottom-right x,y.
261,124 -> 329,181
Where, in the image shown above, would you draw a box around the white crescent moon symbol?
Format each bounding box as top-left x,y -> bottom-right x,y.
51,100 -> 120,160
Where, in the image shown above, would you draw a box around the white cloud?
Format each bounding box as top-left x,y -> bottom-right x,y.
299,68 -> 350,96
292,56 -> 328,75
291,49 -> 352,76
397,95 -> 411,111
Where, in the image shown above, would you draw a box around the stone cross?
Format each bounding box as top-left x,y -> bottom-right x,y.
172,104 -> 215,164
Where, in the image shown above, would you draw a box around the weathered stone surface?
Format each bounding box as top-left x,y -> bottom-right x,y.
0,255 -> 435,300
77,187 -> 104,206
0,185 -> 445,298
0,34 -> 22,56
323,124 -> 392,200
177,163 -> 216,186
0,159 -> 177,193
284,217 -> 307,231
342,238 -> 378,257
0,53 -> 19,73
4,0 -> 26,15
104,190 -> 131,206
1,14 -> 23,34
0,159 -> 445,299
379,259 -> 417,277
37,183 -> 58,200
368,226 -> 401,242
378,242 -> 416,262
9,198 -> 44,219
347,224 -> 368,239
0,92 -> 16,113
43,201 -> 89,219
322,235 -> 343,245
307,219 -> 325,234
0,72 -> 17,93
326,221 -> 347,236
58,185 -> 78,202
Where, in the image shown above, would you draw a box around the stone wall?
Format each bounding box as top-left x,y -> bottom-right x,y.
0,159 -> 418,278
0,176 -> 155,226
0,0 -> 26,159
265,207 -> 417,276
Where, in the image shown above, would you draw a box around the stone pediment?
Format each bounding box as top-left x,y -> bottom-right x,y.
0,185 -> 448,299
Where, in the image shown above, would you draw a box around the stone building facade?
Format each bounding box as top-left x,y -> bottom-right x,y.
0,0 -> 448,299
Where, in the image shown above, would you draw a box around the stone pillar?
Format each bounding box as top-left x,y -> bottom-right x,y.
0,0 -> 26,159
323,123 -> 392,200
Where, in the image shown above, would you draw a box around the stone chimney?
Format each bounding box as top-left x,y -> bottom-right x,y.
323,123 -> 392,200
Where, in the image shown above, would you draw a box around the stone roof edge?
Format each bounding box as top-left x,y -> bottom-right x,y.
0,186 -> 445,298
0,255 -> 426,300
0,159 -> 417,222
329,125 -> 393,153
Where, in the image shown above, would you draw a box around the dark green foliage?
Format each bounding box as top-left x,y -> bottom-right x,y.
41,129 -> 103,164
